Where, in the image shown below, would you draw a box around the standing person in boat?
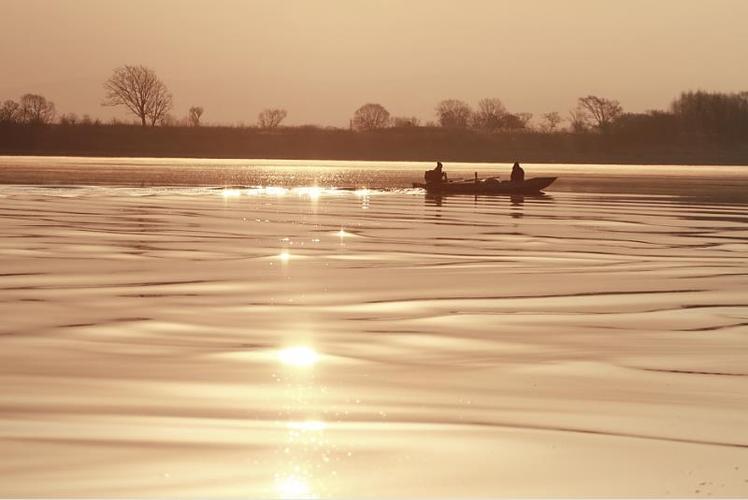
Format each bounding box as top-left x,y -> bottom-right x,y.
510,162 -> 525,182
425,161 -> 448,184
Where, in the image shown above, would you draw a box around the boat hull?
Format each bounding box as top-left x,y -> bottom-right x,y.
413,177 -> 557,195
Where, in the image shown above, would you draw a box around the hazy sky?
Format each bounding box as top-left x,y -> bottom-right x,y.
2,0 -> 747,126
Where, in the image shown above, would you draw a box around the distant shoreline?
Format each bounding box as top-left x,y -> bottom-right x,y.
1,123 -> 747,166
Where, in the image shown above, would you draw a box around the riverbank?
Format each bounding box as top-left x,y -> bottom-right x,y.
2,123 -> 747,166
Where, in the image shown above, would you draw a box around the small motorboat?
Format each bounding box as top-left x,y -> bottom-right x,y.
413,176 -> 557,195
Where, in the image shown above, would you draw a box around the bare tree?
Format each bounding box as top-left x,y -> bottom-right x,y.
0,99 -> 20,123
472,98 -> 507,131
568,106 -> 590,132
103,65 -> 173,127
498,113 -> 529,130
391,116 -> 420,127
578,95 -> 622,132
18,94 -> 56,124
671,90 -> 748,138
188,106 -> 204,127
258,108 -> 288,129
538,111 -> 563,132
516,112 -> 533,129
59,113 -> 79,125
436,99 -> 472,128
352,103 -> 390,131
159,114 -> 177,127
147,91 -> 172,126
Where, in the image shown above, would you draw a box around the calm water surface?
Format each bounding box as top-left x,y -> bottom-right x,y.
0,157 -> 747,496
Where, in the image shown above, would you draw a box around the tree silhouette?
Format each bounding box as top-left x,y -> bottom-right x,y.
516,112 -> 533,129
578,95 -> 622,132
472,98 -> 507,131
147,93 -> 172,126
19,94 -> 56,124
499,113 -> 529,130
392,116 -> 420,127
352,103 -> 390,131
436,99 -> 472,128
189,106 -> 204,127
0,100 -> 20,123
568,106 -> 590,132
258,108 -> 287,129
538,112 -> 563,132
671,90 -> 748,140
103,65 -> 173,127
59,113 -> 79,125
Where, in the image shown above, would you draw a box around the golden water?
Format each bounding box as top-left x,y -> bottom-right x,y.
0,158 -> 747,496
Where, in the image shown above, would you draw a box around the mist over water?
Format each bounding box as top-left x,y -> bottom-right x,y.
0,158 -> 747,496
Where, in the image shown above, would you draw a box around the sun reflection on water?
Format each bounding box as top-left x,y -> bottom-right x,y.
275,475 -> 315,499
278,346 -> 319,367
266,186 -> 289,196
286,420 -> 327,432
355,188 -> 370,209
218,185 -> 371,203
274,346 -> 325,497
296,186 -> 322,200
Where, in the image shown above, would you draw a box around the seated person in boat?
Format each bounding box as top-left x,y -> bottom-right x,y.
425,161 -> 448,184
510,162 -> 525,182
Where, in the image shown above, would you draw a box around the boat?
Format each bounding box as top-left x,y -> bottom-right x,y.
413,176 -> 557,195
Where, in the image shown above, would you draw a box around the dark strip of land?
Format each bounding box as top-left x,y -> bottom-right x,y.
1,123 -> 747,165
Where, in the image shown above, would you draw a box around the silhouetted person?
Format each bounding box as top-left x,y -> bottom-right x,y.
510,162 -> 525,182
425,161 -> 448,184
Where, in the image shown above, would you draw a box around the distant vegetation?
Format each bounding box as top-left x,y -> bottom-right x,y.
1,94 -> 56,125
257,108 -> 288,129
188,106 -> 204,127
103,65 -> 173,127
352,103 -> 390,131
1,64 -> 748,164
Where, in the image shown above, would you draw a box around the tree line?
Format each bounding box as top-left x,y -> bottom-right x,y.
353,92 -> 748,142
0,65 -> 287,130
2,64 -> 748,145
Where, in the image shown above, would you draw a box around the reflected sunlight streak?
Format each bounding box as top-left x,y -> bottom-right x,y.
266,186 -> 289,196
278,346 -> 319,367
275,475 -> 315,499
296,186 -> 322,200
286,420 -> 327,432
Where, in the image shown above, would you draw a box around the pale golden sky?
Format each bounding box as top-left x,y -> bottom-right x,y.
2,0 -> 747,126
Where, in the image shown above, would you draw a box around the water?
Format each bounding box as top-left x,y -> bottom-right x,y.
0,157 -> 747,496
